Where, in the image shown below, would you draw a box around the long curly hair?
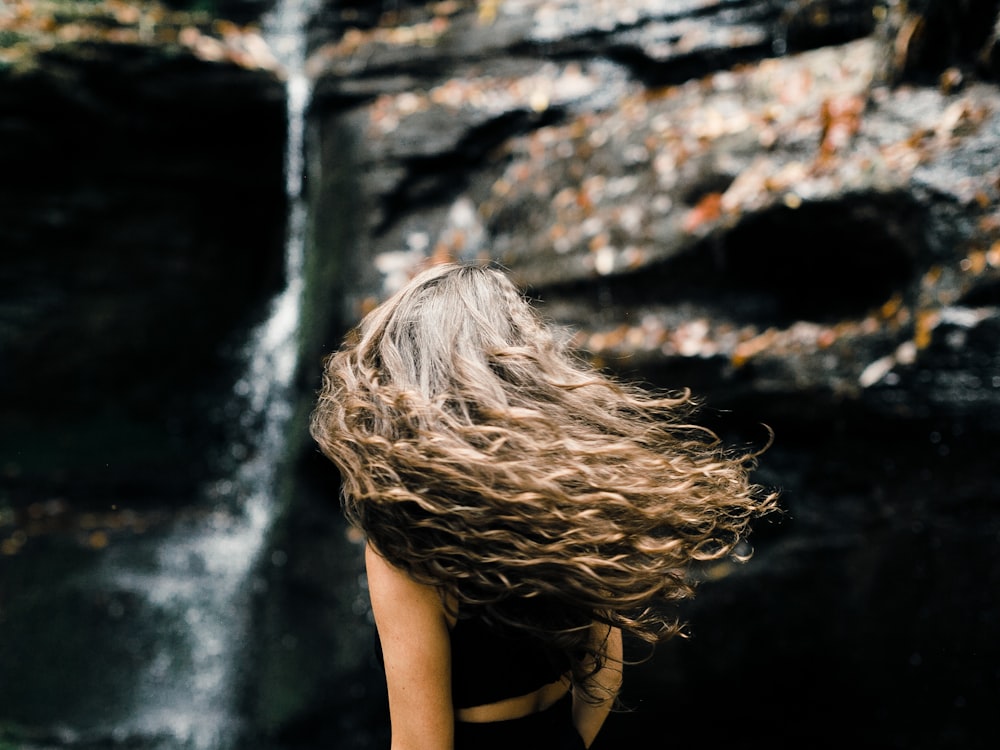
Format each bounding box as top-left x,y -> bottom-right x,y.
310,261 -> 779,691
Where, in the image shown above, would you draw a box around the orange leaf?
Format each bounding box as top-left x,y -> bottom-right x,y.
683,193 -> 723,233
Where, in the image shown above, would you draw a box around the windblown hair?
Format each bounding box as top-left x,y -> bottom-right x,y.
311,262 -> 779,691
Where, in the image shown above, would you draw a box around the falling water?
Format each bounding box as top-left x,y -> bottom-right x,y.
89,1 -> 318,747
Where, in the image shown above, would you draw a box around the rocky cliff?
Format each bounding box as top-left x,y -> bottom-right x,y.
267,1 -> 1000,748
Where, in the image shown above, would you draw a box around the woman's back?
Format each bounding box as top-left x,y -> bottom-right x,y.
312,262 -> 779,749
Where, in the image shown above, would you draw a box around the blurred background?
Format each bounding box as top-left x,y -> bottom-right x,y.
1,1 -> 998,748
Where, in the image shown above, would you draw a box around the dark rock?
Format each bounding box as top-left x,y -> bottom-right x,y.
874,0 -> 1000,85
781,0 -> 881,52
0,34 -> 288,507
161,0 -> 278,25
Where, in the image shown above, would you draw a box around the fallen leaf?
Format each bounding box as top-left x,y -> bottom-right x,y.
683,192 -> 722,233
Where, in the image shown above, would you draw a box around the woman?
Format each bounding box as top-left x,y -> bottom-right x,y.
310,262 -> 779,749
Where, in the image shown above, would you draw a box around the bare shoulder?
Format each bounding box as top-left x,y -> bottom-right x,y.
364,542 -> 405,588
365,544 -> 446,620
364,543 -> 455,748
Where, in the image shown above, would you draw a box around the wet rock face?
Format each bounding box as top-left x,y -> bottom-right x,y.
0,26 -> 288,505
304,0 -> 1000,432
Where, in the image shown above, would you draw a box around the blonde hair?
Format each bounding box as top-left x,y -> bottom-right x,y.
310,262 -> 779,687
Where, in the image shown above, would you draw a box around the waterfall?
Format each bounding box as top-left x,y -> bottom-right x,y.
88,2 -> 317,748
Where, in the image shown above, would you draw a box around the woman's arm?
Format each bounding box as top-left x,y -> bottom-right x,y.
572,623 -> 623,749
365,543 -> 454,750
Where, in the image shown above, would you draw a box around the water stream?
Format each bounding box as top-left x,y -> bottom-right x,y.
85,2 -> 318,747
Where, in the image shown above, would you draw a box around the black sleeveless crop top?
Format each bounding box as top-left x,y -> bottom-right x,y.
449,616 -> 570,708
374,615 -> 571,709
